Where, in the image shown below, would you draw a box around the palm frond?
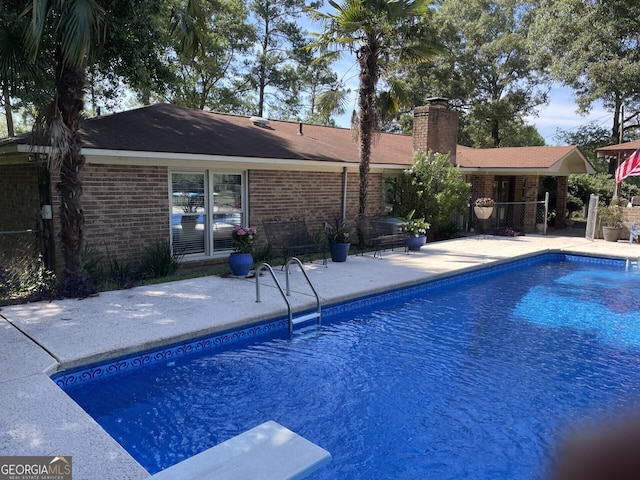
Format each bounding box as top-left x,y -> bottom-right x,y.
21,0 -> 49,62
58,0 -> 104,69
0,23 -> 36,86
170,0 -> 206,59
317,87 -> 350,117
32,102 -> 70,173
22,0 -> 104,69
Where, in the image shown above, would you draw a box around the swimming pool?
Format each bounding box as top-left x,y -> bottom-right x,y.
55,254 -> 640,478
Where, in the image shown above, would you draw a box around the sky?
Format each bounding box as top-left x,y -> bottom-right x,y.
303,9 -> 615,148
525,85 -> 614,146
328,82 -> 614,147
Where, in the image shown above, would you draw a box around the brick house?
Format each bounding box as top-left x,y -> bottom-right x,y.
0,101 -> 593,272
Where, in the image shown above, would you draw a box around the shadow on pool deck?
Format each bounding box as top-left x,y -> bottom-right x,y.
0,232 -> 637,479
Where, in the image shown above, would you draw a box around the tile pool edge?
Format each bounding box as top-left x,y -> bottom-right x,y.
52,251 -> 625,388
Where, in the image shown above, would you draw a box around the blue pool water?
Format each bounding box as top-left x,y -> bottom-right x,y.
58,255 -> 640,478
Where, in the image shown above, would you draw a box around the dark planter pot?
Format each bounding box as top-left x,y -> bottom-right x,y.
405,234 -> 427,251
228,252 -> 253,276
329,243 -> 350,262
602,226 -> 622,242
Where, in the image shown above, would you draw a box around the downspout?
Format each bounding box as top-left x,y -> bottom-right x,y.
342,167 -> 348,224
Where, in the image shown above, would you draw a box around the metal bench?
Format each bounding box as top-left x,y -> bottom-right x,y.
263,218 -> 327,267
356,215 -> 407,258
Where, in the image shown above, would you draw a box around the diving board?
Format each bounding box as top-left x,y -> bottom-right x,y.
149,420 -> 331,480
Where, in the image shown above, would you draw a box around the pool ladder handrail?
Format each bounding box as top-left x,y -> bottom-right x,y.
626,257 -> 640,271
255,257 -> 322,337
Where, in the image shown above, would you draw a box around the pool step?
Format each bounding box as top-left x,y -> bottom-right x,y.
292,311 -> 320,325
148,420 -> 331,480
255,258 -> 323,337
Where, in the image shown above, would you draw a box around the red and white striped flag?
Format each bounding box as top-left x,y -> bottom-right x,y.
616,148 -> 640,184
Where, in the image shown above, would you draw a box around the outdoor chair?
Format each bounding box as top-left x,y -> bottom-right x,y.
631,196 -> 640,207
630,223 -> 640,244
355,215 -> 407,258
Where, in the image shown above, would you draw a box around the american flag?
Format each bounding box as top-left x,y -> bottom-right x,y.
615,148 -> 640,184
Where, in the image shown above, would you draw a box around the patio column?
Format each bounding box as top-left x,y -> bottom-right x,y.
555,176 -> 568,228
524,175 -> 539,232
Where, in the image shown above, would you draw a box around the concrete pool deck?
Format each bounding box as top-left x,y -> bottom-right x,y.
1,231 -> 639,479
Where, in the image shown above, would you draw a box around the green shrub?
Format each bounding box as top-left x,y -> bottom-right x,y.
0,253 -> 57,305
139,241 -> 183,279
387,149 -> 470,240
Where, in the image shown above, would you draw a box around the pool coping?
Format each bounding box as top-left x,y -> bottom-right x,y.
51,251 -> 627,389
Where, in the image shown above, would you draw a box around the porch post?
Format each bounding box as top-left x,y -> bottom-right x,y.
555,176 -> 568,228
524,175 -> 539,233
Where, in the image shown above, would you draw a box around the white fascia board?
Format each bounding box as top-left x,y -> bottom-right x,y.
15,144 -> 51,154
459,167 -> 549,175
0,144 -> 51,164
82,148 -> 407,172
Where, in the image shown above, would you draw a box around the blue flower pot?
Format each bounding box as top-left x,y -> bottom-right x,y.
329,243 -> 350,262
405,234 -> 426,251
228,252 -> 253,276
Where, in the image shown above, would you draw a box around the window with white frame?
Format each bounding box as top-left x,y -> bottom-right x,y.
170,171 -> 244,256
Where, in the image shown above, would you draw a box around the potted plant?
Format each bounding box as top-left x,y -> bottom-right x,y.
325,218 -> 352,262
598,204 -> 623,242
229,226 -> 257,276
180,195 -> 204,235
401,210 -> 430,251
474,197 -> 495,219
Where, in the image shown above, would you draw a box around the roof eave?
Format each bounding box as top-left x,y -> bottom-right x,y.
82,148 -> 408,171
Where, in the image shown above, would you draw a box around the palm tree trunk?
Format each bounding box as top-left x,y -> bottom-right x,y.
357,42 -> 380,216
55,59 -> 89,281
3,88 -> 14,137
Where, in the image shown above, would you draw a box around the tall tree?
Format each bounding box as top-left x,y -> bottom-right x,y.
530,0 -> 640,163
297,57 -> 346,125
308,0 -> 442,215
169,0 -> 255,111
90,0 -> 176,109
397,0 -> 546,147
0,0 -> 53,137
22,0 -> 105,293
20,0 -> 204,294
245,0 -> 320,118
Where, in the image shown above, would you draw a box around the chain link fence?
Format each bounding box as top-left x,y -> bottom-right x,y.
469,198 -> 549,235
0,229 -> 40,265
0,229 -> 46,301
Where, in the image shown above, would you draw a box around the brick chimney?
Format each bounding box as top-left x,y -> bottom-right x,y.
412,97 -> 459,164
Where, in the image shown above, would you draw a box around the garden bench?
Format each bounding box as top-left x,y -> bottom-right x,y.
263,218 -> 327,266
356,215 -> 407,258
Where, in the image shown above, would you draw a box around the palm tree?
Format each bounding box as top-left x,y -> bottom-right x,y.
21,0 -> 204,295
22,0 -> 105,293
0,1 -> 42,137
308,0 -> 442,215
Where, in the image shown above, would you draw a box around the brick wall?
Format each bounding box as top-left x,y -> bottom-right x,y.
0,163 -> 40,230
249,169 -> 385,240
51,164 -> 170,266
622,207 -> 640,239
45,165 -> 384,270
466,174 -> 494,202
555,176 -> 568,228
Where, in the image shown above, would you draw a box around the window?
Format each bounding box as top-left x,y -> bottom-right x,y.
170,171 -> 244,256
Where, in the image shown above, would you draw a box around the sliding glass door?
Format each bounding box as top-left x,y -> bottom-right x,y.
170,171 -> 244,256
